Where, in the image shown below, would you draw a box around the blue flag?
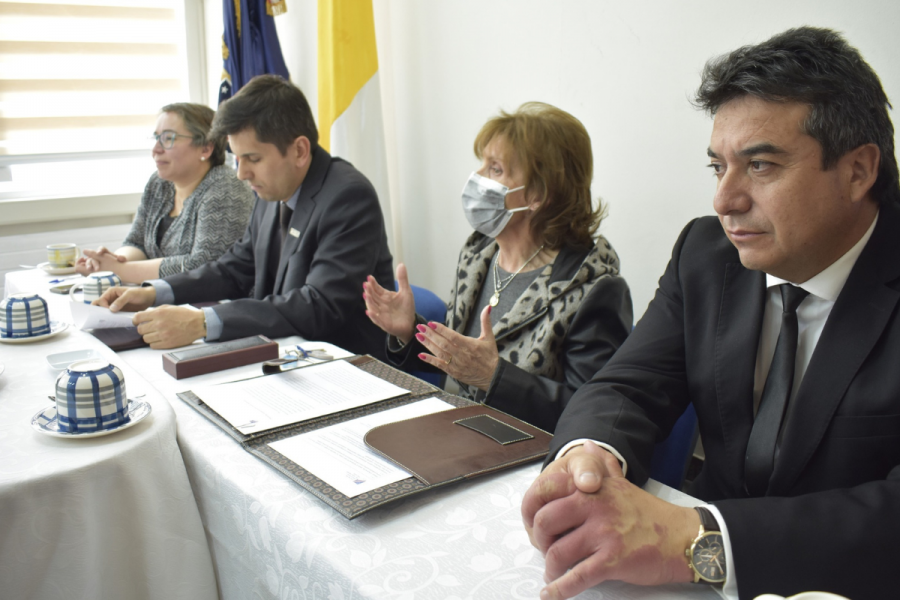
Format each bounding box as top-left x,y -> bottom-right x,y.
219,0 -> 290,104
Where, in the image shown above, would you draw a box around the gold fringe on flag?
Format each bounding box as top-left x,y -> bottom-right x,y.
267,0 -> 287,17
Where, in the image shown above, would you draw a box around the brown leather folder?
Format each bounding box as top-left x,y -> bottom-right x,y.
162,335 -> 279,379
365,404 -> 552,486
91,327 -> 149,352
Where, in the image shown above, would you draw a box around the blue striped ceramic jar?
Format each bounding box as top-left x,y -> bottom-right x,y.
81,271 -> 122,304
55,359 -> 128,432
0,293 -> 51,338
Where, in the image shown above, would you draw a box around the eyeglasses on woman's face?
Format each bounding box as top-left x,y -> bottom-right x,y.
151,130 -> 193,149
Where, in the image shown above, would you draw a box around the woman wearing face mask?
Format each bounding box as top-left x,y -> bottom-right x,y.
75,102 -> 254,283
363,102 -> 633,431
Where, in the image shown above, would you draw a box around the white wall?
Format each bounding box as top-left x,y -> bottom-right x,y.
204,0 -> 900,319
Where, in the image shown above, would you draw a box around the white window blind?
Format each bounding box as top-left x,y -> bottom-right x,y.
0,0 -> 191,157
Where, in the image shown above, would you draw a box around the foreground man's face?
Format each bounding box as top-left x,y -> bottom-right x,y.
709,96 -> 860,283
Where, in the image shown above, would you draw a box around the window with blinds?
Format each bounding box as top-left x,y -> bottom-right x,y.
0,0 -> 191,158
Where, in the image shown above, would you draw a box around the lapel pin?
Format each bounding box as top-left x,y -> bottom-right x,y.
289,228 -> 300,237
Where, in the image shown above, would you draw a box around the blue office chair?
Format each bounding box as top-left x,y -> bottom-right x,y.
649,403 -> 699,490
396,281 -> 447,388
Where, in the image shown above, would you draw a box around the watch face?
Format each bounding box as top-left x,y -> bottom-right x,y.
691,532 -> 726,583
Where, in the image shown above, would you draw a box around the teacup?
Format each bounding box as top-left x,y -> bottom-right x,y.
55,359 -> 129,433
69,271 -> 122,304
46,243 -> 78,268
0,293 -> 51,339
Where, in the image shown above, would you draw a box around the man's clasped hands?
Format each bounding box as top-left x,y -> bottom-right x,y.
522,441 -> 700,600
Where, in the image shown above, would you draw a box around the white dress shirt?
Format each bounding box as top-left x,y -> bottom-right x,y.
556,213 -> 879,599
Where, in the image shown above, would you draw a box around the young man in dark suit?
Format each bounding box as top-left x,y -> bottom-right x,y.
522,27 -> 899,600
98,75 -> 394,357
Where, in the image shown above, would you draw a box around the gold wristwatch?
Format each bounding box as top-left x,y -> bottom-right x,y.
686,507 -> 726,584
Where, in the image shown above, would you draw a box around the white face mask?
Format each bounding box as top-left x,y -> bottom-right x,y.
460,172 -> 529,238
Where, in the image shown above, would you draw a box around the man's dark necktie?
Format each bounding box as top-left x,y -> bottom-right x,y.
744,283 -> 810,496
280,202 -> 293,248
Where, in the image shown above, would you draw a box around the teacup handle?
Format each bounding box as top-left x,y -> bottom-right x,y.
69,281 -> 85,302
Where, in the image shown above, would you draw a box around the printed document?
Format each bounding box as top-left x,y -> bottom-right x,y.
192,359 -> 408,434
268,397 -> 455,497
70,302 -> 137,330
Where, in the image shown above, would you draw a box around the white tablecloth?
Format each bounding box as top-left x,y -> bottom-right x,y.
119,344 -> 721,600
0,316 -> 217,598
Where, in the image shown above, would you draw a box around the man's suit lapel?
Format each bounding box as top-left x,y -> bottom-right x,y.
715,262 -> 766,478
769,207 -> 900,495
255,201 -> 281,297
273,148 -> 330,294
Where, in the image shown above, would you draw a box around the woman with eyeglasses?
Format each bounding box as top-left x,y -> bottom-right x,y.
76,102 -> 254,282
363,102 -> 633,432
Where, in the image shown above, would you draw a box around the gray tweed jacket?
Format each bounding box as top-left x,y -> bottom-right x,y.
122,165 -> 254,277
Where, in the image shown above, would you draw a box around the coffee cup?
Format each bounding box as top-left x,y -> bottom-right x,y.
69,271 -> 122,304
55,359 -> 129,433
46,243 -> 79,268
0,293 -> 51,339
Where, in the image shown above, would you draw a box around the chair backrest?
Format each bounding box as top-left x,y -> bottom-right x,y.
408,283 -> 446,325
399,282 -> 447,387
648,403 -> 699,490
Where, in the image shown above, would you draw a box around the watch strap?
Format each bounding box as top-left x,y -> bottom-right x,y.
694,506 -> 720,533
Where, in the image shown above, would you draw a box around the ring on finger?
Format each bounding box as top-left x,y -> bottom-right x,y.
446,355 -> 453,366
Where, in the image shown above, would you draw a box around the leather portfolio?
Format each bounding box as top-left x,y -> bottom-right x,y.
176,356 -> 551,519
91,327 -> 148,352
162,335 -> 278,379
365,405 -> 552,486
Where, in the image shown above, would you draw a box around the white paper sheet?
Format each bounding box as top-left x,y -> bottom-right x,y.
192,359 -> 409,434
70,302 -> 137,330
268,397 -> 455,497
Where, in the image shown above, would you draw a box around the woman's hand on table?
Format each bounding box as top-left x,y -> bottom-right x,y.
363,263 -> 417,343
415,305 -> 498,391
76,246 -> 127,275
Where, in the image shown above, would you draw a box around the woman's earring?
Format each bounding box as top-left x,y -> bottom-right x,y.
200,156 -> 206,161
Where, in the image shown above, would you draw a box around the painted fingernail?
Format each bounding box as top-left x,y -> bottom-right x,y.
418,353 -> 427,361
415,333 -> 425,342
488,305 -> 492,314
427,322 -> 438,330
416,324 -> 427,333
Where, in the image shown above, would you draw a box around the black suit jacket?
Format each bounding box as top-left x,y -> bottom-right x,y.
550,204 -> 900,599
164,147 -> 394,358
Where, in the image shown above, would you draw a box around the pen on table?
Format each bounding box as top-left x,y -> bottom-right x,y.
49,275 -> 82,284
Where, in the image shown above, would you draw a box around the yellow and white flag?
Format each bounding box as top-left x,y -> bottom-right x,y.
318,0 -> 395,252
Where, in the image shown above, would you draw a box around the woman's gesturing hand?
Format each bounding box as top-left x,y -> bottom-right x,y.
363,263 -> 417,343
415,305 -> 499,391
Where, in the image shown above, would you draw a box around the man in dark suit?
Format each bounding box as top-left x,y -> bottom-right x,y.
98,75 -> 394,357
522,27 -> 900,600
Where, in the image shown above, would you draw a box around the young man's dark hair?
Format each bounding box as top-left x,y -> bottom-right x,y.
695,26 -> 900,205
212,74 -> 319,154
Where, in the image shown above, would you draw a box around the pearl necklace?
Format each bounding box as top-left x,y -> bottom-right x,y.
490,245 -> 545,307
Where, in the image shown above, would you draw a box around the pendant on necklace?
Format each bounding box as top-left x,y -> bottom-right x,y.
490,292 -> 500,307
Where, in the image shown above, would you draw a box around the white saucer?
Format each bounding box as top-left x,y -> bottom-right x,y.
32,400 -> 152,438
46,349 -> 102,371
0,321 -> 68,344
39,262 -> 77,276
